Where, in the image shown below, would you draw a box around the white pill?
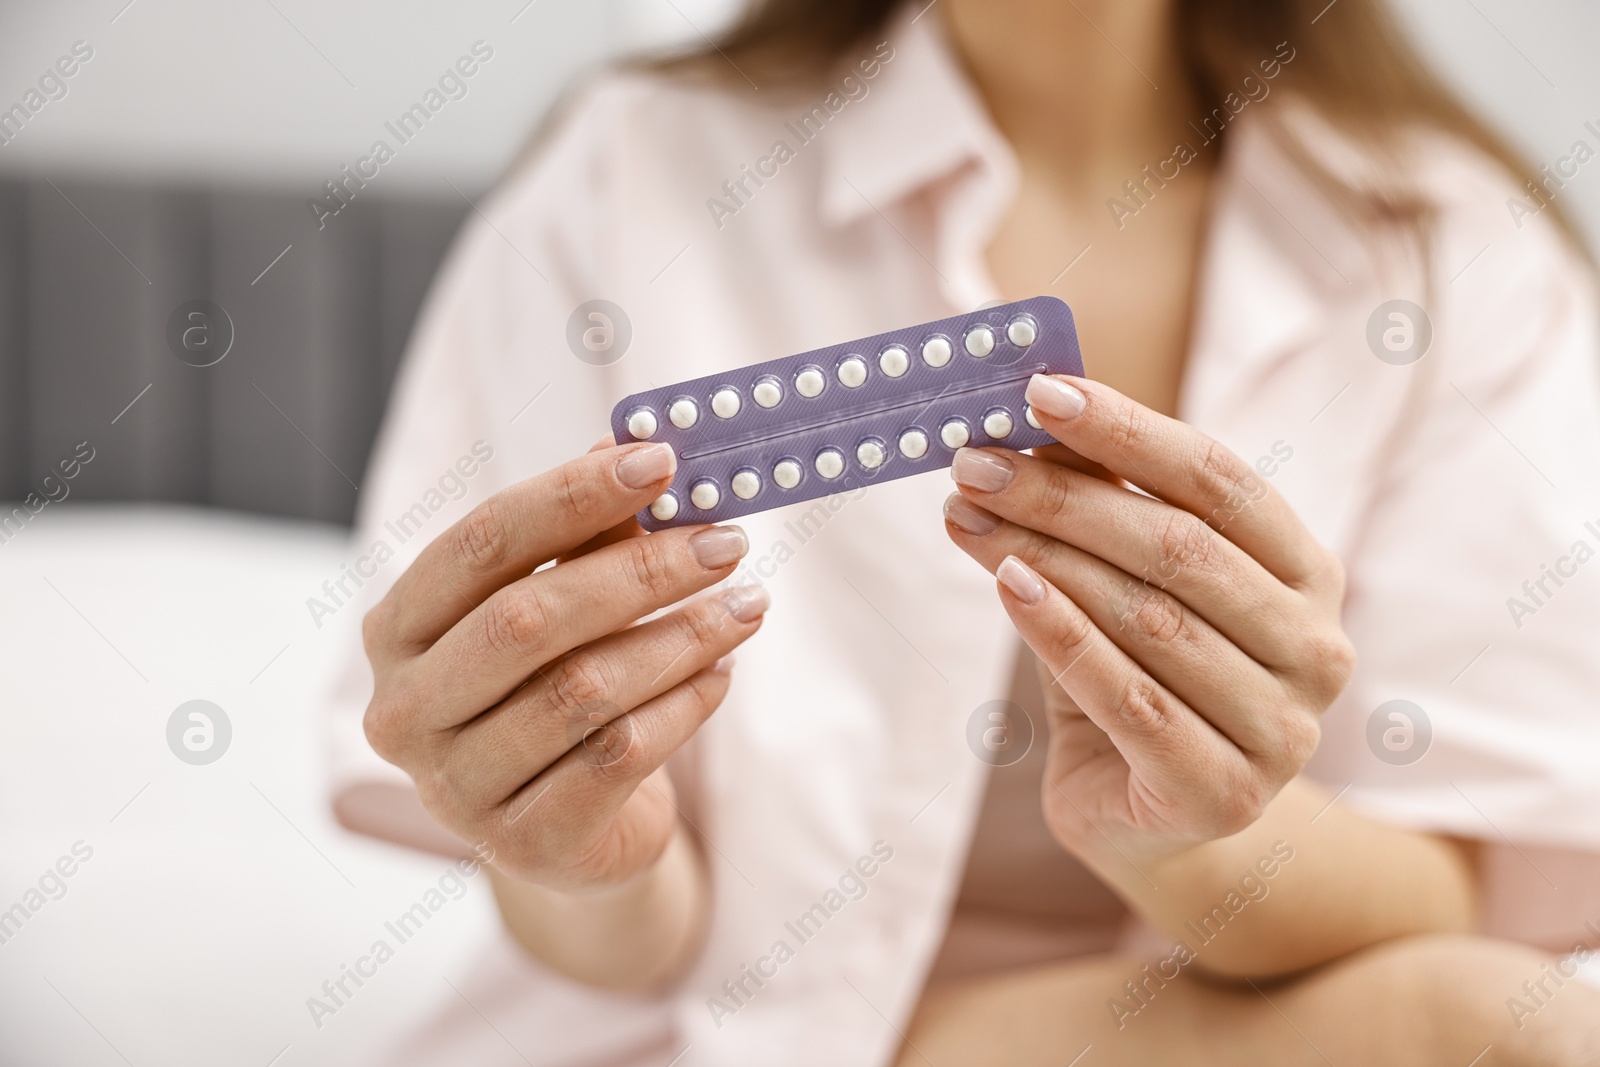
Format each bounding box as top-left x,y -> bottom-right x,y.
774,459 -> 802,488
983,410 -> 1014,439
626,408 -> 658,440
837,356 -> 867,388
940,419 -> 970,449
669,398 -> 699,429
1025,405 -> 1042,430
898,429 -> 928,459
796,367 -> 825,398
856,439 -> 886,469
753,378 -> 783,408
649,493 -> 679,521
921,336 -> 953,368
731,469 -> 761,499
815,449 -> 844,479
690,480 -> 720,510
878,345 -> 909,377
964,325 -> 996,357
711,387 -> 741,419
1007,317 -> 1037,347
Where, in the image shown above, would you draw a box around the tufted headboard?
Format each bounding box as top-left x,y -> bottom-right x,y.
0,175 -> 470,526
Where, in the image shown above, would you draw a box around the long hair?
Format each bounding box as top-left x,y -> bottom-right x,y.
653,0 -> 1588,261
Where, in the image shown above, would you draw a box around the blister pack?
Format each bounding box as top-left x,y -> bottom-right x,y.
609,295 -> 1085,530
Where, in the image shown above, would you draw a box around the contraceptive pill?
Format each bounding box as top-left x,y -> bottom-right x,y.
731,469 -> 761,499
650,493 -> 679,521
669,398 -> 699,429
879,345 -> 909,377
921,336 -> 953,367
626,409 -> 658,440
611,296 -> 1085,529
711,388 -> 741,419
753,378 -> 783,408
690,480 -> 720,510
837,357 -> 867,388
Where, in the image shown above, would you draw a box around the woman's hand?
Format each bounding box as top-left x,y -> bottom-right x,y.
943,374 -> 1355,867
362,441 -> 768,892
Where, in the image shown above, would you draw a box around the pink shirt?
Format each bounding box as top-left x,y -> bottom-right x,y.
323,6 -> 1600,1064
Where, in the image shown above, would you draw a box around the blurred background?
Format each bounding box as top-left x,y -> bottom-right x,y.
0,1 -> 1596,1064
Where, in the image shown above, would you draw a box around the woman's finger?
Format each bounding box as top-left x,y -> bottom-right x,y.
558,436 -> 647,562
986,554 -> 1253,832
1030,441 -> 1121,485
1023,375 -> 1330,591
945,495 -> 1304,761
491,663 -> 736,882
374,442 -> 679,653
395,523 -> 752,731
949,447 -> 1310,669
441,584 -> 769,809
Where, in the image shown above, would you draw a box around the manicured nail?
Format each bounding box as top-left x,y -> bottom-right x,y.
723,583 -> 770,622
690,525 -> 748,568
711,653 -> 736,675
943,494 -> 1000,535
997,555 -> 1047,605
950,448 -> 1014,492
1026,375 -> 1086,420
617,443 -> 676,488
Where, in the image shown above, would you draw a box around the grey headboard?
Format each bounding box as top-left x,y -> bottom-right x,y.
0,176 -> 469,525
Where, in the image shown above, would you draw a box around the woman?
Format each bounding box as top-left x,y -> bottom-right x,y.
326,0 -> 1600,1062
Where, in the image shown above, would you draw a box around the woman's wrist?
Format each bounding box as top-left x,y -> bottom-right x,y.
1072,778 -> 1480,979
489,819 -> 711,991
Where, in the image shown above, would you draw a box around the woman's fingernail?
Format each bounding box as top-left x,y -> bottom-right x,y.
1026,375 -> 1086,421
950,448 -> 1014,492
690,525 -> 748,568
617,443 -> 676,488
997,555 -> 1048,605
943,494 -> 1000,535
723,583 -> 771,622
711,653 -> 736,675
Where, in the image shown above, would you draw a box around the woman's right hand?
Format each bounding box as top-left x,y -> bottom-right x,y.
361,441 -> 767,892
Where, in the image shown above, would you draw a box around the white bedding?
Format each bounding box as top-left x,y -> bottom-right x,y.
0,506 -> 501,1067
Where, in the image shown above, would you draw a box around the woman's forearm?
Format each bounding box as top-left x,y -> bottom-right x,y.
1082,777 -> 1479,978
488,821 -> 711,991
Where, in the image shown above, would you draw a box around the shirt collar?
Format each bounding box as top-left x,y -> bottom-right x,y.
818,5 -> 1010,230
819,4 -> 1381,336
818,4 -> 1018,308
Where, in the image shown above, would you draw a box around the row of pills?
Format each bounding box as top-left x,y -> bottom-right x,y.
623,315 -> 1040,441
647,403 -> 1045,520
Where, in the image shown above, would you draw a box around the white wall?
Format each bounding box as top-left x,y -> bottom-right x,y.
1393,0 -> 1600,249
0,0 -> 745,189
0,0 -> 1596,244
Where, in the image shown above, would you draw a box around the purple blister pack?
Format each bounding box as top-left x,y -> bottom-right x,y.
610,295 -> 1085,530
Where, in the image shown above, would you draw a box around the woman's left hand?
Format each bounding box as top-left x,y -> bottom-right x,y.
944,374 -> 1356,868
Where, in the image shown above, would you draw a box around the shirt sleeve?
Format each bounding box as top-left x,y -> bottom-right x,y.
1306,191 -> 1600,853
